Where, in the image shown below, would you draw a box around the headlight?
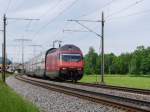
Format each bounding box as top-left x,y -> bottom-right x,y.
62,67 -> 67,70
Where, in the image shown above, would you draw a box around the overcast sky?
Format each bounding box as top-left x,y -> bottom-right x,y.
0,0 -> 150,62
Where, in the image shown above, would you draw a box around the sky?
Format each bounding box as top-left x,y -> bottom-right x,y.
0,0 -> 150,62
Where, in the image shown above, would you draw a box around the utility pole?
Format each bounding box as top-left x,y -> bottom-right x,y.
2,14 -> 6,83
65,11 -> 105,84
101,12 -> 104,84
14,38 -> 31,74
2,43 -> 4,82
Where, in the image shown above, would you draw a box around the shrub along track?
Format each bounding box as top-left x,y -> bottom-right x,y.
15,75 -> 150,112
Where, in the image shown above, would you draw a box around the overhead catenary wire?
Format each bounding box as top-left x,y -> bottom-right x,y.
6,0 -> 112,51
4,0 -> 114,37
5,17 -> 39,48
74,21 -> 101,37
106,0 -> 145,18
38,0 -> 63,18
76,0 -> 117,19
107,8 -> 150,22
7,18 -> 39,21
28,0 -> 64,35
41,30 -> 63,49
63,19 -> 101,41
1,0 -> 82,64
27,0 -> 64,41
3,1 -> 64,56
63,29 -> 90,32
16,0 -> 64,41
5,0 -> 150,64
67,19 -> 102,22
31,0 -> 79,40
40,20 -> 69,49
61,25 -> 100,43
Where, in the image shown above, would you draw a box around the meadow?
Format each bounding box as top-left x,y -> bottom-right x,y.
0,74 -> 39,112
80,74 -> 150,89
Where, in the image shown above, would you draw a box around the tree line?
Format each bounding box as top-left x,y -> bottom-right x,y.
84,46 -> 150,75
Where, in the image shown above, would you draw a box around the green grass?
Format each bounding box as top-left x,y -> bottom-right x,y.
80,74 -> 150,90
0,74 -> 40,112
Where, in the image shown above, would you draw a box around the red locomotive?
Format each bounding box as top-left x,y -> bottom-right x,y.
25,44 -> 84,81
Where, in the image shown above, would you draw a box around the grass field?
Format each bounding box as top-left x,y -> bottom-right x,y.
0,74 -> 39,112
80,74 -> 150,90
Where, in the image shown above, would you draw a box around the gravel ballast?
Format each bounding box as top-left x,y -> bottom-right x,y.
6,76 -> 124,112
23,75 -> 150,102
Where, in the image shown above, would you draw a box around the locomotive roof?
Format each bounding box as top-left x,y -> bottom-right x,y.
46,44 -> 81,55
46,48 -> 57,54
59,44 -> 80,51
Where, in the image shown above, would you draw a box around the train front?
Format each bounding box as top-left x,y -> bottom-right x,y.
59,45 -> 84,81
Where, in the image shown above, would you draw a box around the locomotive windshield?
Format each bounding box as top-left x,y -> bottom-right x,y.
61,54 -> 82,62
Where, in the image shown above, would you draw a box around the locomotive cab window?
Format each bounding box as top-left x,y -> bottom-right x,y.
61,54 -> 82,62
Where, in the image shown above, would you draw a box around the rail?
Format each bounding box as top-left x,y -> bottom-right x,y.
15,75 -> 150,112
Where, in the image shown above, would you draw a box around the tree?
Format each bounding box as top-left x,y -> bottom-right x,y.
84,45 -> 150,75
104,53 -> 115,74
84,47 -> 98,75
130,46 -> 145,74
141,55 -> 150,74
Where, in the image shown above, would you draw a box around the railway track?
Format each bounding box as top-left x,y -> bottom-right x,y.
24,75 -> 150,95
70,82 -> 150,95
15,75 -> 150,112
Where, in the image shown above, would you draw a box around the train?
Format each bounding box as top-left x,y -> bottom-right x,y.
0,58 -> 13,73
0,64 -> 10,72
24,44 -> 84,81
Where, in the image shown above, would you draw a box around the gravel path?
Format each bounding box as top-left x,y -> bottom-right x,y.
6,76 -> 124,112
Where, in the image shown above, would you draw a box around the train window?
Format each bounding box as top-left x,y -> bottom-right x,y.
61,54 -> 82,62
